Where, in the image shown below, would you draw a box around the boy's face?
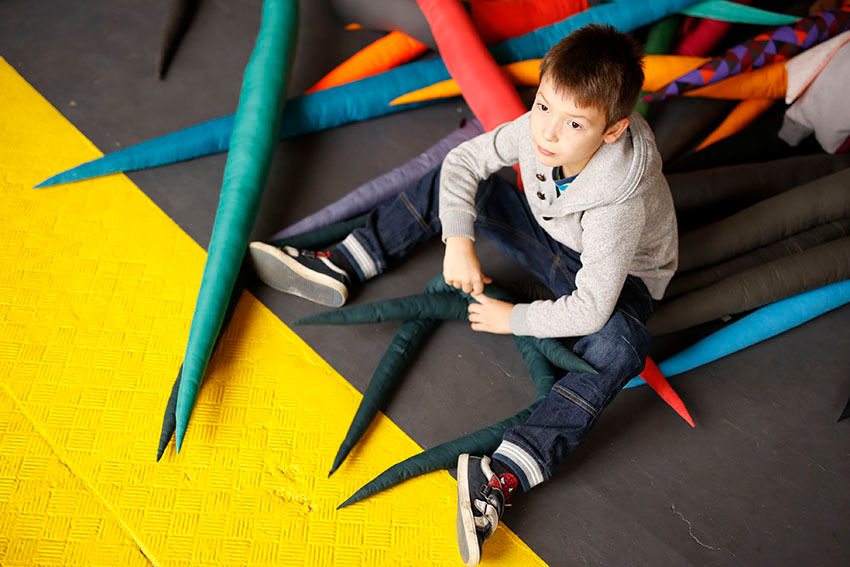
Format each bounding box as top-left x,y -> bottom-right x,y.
529,76 -> 629,175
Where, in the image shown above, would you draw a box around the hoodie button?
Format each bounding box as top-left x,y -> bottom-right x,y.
536,191 -> 545,200
536,173 -> 546,181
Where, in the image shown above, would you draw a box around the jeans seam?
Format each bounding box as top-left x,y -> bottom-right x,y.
552,384 -> 598,417
477,214 -> 548,250
617,306 -> 645,327
399,191 -> 432,233
619,333 -> 643,367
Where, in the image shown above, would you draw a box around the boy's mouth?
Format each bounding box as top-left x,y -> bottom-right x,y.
537,145 -> 555,157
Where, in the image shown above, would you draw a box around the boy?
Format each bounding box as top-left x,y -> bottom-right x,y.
249,24 -> 677,566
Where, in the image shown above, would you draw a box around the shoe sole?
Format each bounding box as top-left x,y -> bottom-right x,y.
457,454 -> 481,566
248,242 -> 347,307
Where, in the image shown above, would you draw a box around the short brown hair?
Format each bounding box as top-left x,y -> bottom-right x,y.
539,24 -> 644,127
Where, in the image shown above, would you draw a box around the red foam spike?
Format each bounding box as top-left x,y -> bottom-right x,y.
639,357 -> 695,427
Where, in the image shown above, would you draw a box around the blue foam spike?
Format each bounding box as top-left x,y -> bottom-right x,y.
624,280 -> 850,389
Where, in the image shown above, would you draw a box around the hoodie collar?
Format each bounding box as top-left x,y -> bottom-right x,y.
534,112 -> 652,215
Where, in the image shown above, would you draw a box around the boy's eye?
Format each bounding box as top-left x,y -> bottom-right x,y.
568,121 -> 582,129
537,102 -> 549,112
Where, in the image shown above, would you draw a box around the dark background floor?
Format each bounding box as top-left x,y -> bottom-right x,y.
2,1 -> 849,565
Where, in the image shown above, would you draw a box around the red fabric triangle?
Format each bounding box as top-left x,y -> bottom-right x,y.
639,357 -> 695,427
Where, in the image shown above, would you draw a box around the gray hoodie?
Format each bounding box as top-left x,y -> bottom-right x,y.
439,111 -> 678,338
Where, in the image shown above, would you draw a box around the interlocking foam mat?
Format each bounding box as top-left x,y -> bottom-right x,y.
0,57 -> 546,566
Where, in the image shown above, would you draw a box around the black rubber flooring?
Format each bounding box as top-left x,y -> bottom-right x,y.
2,1 -> 848,565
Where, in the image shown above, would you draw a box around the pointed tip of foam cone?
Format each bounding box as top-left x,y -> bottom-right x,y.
175,428 -> 184,454
33,177 -> 58,189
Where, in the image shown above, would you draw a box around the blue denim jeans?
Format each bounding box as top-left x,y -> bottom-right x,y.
346,165 -> 654,488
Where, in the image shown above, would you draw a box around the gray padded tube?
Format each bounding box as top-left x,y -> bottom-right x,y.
678,168 -> 850,272
666,218 -> 850,298
668,154 -> 850,231
649,237 -> 850,335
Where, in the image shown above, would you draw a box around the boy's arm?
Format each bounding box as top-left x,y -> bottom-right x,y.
510,202 -> 646,338
439,113 -> 525,242
439,113 -> 525,294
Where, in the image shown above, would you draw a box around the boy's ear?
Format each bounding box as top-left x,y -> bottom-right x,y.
602,117 -> 630,144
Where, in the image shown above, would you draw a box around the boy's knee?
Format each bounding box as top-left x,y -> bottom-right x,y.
580,311 -> 650,374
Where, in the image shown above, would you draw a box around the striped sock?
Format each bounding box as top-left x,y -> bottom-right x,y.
338,233 -> 378,281
492,440 -> 547,491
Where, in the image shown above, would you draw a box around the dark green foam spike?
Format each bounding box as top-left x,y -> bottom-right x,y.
329,317 -> 439,476
326,275 -> 595,482
533,337 -> 597,375
338,334 -> 558,508
296,293 -> 467,326
157,0 -> 201,79
337,405 -> 538,509
840,396 -> 850,422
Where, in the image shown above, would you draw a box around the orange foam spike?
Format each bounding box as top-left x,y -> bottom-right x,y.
306,31 -> 428,94
696,98 -> 776,151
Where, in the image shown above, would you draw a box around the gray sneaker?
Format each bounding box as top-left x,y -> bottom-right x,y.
248,242 -> 351,307
456,454 -> 507,566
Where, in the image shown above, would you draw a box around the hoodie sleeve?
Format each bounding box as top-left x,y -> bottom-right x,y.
439,113 -> 526,242
509,200 -> 646,338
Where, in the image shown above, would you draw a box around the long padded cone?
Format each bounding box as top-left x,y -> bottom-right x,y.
269,119 -> 482,240
678,168 -> 850,272
840,397 -> 850,422
157,0 -> 201,79
667,219 -> 850,299
174,0 -> 299,452
626,279 -> 850,388
329,319 -> 438,476
327,276 -> 450,476
338,334 -> 556,507
297,280 -> 597,373
650,237 -> 850,335
667,153 -> 850,232
296,293 -> 469,326
157,263 -> 250,460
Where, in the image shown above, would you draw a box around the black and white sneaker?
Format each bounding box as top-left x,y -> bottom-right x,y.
248,242 -> 352,307
457,454 -> 511,566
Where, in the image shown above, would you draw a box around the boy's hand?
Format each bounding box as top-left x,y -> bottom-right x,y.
468,293 -> 514,335
443,237 -> 492,294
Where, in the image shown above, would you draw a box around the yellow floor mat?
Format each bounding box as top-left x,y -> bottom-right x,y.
0,57 -> 547,566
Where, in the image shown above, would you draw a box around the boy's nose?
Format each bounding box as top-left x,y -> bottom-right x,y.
542,121 -> 558,142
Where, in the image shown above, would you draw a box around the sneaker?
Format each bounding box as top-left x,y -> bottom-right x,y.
248,242 -> 351,307
456,454 -> 512,566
